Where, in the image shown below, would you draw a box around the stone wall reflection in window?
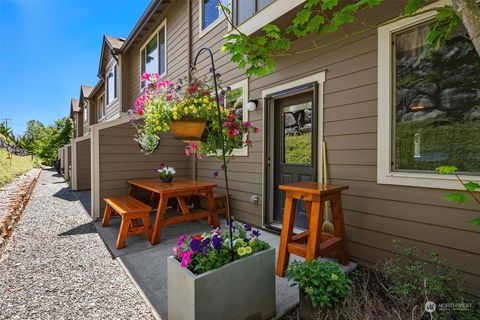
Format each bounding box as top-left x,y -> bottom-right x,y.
394,22 -> 480,174
284,102 -> 312,164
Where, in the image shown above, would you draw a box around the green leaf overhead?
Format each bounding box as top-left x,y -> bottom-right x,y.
404,0 -> 427,15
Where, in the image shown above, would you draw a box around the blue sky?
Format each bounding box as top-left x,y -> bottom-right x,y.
0,0 -> 150,136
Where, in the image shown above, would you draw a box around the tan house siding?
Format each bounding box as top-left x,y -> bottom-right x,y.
97,122 -> 192,214
185,0 -> 480,293
66,145 -> 72,182
76,138 -> 91,190
123,0 -> 189,111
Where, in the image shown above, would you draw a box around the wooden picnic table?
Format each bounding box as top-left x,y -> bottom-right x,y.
127,177 -> 219,245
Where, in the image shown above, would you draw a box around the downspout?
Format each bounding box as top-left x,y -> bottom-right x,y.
187,0 -> 197,181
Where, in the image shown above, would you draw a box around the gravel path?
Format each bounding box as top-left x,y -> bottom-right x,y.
0,169 -> 154,319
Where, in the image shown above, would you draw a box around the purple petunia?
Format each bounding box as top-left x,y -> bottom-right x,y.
244,224 -> 252,231
212,171 -> 219,178
190,239 -> 202,252
212,235 -> 222,250
252,229 -> 261,237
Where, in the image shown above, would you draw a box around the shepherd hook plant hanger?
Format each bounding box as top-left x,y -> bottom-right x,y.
191,47 -> 235,261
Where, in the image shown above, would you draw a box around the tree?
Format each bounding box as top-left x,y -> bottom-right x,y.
17,120 -> 46,154
220,0 -> 480,76
17,117 -> 73,165
0,121 -> 17,146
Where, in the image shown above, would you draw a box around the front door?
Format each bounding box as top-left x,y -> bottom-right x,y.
265,83 -> 318,230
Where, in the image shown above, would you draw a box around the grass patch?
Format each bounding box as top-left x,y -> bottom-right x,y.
0,149 -> 36,187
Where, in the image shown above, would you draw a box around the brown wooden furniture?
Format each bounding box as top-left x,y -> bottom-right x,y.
127,178 -> 219,245
193,192 -> 229,221
276,182 -> 349,277
102,195 -> 152,249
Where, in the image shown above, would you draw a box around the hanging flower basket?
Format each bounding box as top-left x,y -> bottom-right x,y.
169,119 -> 206,142
128,72 -> 259,160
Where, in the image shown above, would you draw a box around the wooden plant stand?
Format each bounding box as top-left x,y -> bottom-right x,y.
276,182 -> 349,277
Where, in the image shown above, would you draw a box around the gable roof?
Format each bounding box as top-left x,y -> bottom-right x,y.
105,35 -> 124,51
97,34 -> 125,77
70,98 -> 80,118
122,0 -> 169,51
80,85 -> 94,99
88,78 -> 105,99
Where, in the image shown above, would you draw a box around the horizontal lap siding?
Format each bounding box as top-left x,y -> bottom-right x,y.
98,122 -> 192,214
76,138 -> 91,190
123,0 -> 189,110
190,0 -> 480,294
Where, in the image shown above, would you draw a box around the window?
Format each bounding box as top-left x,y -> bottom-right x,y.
98,93 -> 105,119
224,79 -> 249,156
234,0 -> 272,25
200,0 -> 227,32
83,101 -> 88,124
377,10 -> 480,189
106,63 -> 117,104
140,21 -> 166,87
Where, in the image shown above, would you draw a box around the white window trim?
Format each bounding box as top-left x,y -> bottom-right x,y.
377,0 -> 480,190
97,92 -> 106,121
139,19 -> 167,89
106,59 -> 118,107
226,78 -> 249,156
83,101 -> 89,125
229,0 -> 305,35
198,0 -> 226,39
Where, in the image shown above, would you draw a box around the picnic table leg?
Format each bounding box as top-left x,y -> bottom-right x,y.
151,194 -> 168,245
177,196 -> 190,215
206,190 -> 219,228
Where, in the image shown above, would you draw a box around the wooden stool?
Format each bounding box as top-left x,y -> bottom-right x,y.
276,182 -> 349,277
194,192 -> 229,221
102,195 -> 152,249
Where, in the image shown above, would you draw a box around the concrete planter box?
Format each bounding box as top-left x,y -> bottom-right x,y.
168,247 -> 276,320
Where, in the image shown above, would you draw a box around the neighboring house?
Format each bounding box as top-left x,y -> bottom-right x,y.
68,0 -> 480,294
70,98 -> 81,138
97,35 -> 125,120
79,85 -> 94,136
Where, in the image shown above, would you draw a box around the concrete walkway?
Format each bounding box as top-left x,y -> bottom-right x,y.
0,169 -> 154,319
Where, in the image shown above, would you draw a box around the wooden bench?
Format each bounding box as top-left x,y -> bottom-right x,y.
102,196 -> 152,249
194,192 -> 228,221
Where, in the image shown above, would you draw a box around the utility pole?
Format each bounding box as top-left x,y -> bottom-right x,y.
1,117 -> 12,128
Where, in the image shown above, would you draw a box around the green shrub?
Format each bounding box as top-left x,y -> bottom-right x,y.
287,260 -> 351,309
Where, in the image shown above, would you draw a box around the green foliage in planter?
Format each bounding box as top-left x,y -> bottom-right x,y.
287,260 -> 351,309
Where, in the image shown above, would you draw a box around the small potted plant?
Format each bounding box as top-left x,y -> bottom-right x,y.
287,260 -> 351,320
155,163 -> 176,182
168,220 -> 276,320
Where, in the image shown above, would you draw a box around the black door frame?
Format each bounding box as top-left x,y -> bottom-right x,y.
263,81 -> 319,232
